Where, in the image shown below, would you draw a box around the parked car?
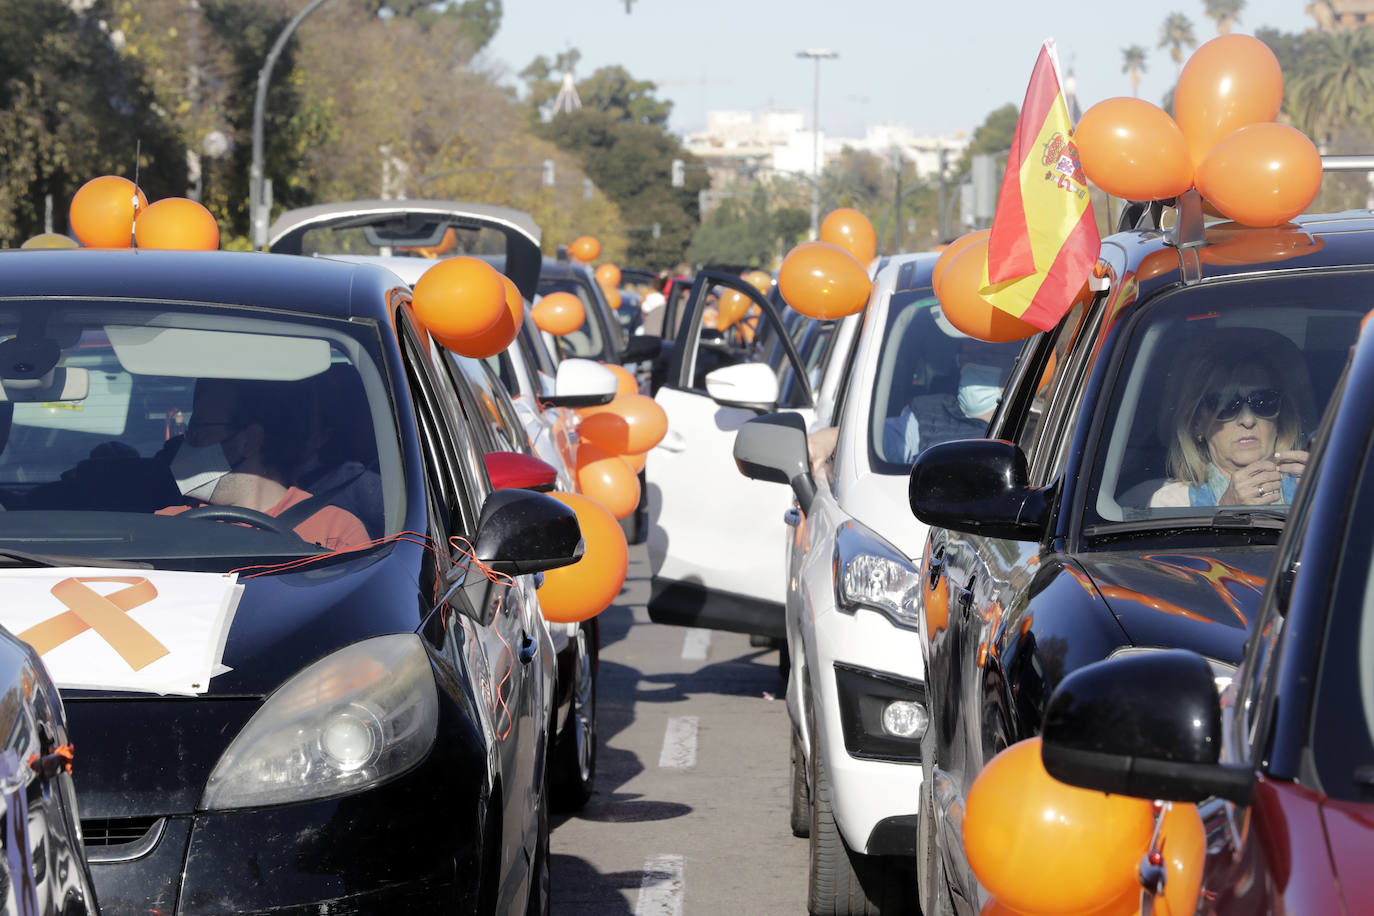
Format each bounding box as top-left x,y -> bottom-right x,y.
0,624 -> 98,915
1038,307 -> 1374,915
906,202 -> 1367,915
0,248 -> 582,914
268,198 -> 617,810
732,253 -> 1022,915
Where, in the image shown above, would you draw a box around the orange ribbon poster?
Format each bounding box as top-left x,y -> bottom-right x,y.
0,568 -> 242,695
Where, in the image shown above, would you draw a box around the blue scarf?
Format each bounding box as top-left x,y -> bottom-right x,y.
1188,463 -> 1298,507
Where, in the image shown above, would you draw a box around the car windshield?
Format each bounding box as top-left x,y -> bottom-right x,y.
1085,274 -> 1364,529
0,301 -> 402,569
536,276 -> 607,361
869,292 -> 1022,474
292,215 -> 509,260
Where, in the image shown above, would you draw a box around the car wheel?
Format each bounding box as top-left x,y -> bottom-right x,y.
790,727 -> 810,838
525,738 -> 551,916
551,617 -> 598,810
807,729 -> 911,916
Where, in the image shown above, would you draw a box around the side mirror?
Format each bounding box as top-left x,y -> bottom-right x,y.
732,410 -> 816,513
620,334 -> 661,364
483,451 -> 558,492
542,358 -> 617,408
1041,650 -> 1255,805
908,439 -> 1049,541
706,363 -> 778,413
473,489 -> 584,575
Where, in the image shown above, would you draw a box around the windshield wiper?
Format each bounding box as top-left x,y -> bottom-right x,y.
1083,508 -> 1287,542
0,549 -> 151,570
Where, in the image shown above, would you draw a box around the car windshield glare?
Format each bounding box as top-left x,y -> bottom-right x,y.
0,302 -> 402,569
869,292 -> 1022,474
1086,274 -> 1366,529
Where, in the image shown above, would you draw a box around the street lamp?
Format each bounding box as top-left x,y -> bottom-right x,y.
250,0 -> 331,248
796,48 -> 837,240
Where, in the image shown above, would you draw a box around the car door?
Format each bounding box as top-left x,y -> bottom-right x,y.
646,270 -> 815,637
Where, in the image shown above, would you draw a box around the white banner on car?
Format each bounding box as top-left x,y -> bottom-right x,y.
0,568 -> 243,696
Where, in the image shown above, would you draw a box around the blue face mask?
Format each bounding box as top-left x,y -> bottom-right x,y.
957,362 -> 1002,418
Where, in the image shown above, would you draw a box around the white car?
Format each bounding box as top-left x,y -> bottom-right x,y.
733,253 -> 1023,915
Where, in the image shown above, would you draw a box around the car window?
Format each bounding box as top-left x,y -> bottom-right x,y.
0,302 -> 400,565
868,293 -> 1021,473
537,276 -> 606,361
446,353 -> 528,453
1084,274 -> 1363,526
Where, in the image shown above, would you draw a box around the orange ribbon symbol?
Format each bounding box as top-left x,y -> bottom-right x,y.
18,577 -> 169,671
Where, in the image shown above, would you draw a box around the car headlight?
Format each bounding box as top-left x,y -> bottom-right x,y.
1108,646 -> 1237,694
201,634 -> 439,811
833,521 -> 920,629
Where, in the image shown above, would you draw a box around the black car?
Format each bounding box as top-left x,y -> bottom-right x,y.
0,249 -> 582,914
909,200 -> 1370,915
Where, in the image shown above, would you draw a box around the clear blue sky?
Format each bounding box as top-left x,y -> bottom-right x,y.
481,0 -> 1316,140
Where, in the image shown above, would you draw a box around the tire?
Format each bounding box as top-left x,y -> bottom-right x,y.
807,730 -> 912,916
790,727 -> 811,838
551,617 -> 598,810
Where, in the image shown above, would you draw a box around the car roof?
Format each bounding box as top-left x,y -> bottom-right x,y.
0,249 -> 404,321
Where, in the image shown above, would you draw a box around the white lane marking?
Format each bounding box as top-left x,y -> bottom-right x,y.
635,854 -> 685,916
658,716 -> 699,770
681,627 -> 711,660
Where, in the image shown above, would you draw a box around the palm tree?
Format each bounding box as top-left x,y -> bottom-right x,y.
1159,12 -> 1198,79
1122,45 -> 1149,97
1203,0 -> 1245,35
1288,28 -> 1374,145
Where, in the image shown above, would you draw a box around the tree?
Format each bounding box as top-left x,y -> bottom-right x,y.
518,50 -> 582,122
1159,12 -> 1198,78
1122,45 -> 1148,97
1202,0 -> 1244,35
366,0 -> 501,53
687,186 -> 806,268
577,66 -> 672,127
1287,28 -> 1374,144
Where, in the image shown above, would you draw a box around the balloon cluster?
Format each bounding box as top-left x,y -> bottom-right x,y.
573,368 -> 667,521
594,262 -> 623,309
965,737 -> 1206,916
930,231 -> 1042,343
776,208 -> 877,320
68,175 -> 220,251
1076,34 -> 1320,228
537,492 -> 628,624
413,257 -> 525,359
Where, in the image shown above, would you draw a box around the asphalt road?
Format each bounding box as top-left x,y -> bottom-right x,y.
550,543 -> 809,914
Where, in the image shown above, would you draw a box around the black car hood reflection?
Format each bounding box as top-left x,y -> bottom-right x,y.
1073,546 -> 1273,664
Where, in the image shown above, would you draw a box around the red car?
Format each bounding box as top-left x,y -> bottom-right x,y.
1039,304 -> 1374,914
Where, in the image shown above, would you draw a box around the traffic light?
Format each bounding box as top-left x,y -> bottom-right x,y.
542,159 -> 555,187
671,158 -> 685,188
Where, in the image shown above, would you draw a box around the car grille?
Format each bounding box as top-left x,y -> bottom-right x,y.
82,816 -> 161,847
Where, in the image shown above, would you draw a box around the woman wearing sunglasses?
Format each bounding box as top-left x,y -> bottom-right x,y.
1151,350 -> 1309,508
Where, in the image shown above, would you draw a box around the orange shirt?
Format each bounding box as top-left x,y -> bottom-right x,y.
159,486 -> 369,551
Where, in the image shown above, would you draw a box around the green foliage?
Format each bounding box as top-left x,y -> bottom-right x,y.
577,66 -> 672,127
367,0 -> 502,51
1158,12 -> 1198,71
687,188 -> 812,268
956,104 -> 1018,175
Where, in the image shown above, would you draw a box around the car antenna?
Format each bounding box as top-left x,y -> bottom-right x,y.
130,138 -> 143,247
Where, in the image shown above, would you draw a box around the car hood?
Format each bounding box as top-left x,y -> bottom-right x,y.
839,470 -> 928,561
1072,546 -> 1274,665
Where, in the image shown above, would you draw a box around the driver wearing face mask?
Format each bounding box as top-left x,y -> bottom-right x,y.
158,378 -> 368,551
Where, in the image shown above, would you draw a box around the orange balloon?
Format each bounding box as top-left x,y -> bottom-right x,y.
743,269 -> 772,295
936,240 -> 1040,342
623,450 -> 647,473
69,175 -> 147,248
605,287 -> 623,310
413,256 -> 507,349
537,492 -> 628,623
820,207 -> 877,263
1175,34 -> 1284,169
777,240 -> 872,319
718,289 -> 750,330
981,889 -> 1140,916
932,229 -> 991,299
444,273 -> 524,358
1195,123 -> 1322,227
1076,98 -> 1193,201
601,362 -> 640,396
578,393 -> 669,454
575,441 -> 641,519
133,197 -> 220,251
702,305 -> 719,329
964,737 -> 1154,916
595,263 -> 621,288
922,552 -> 949,641
569,235 -> 601,261
532,291 -> 586,336
1155,803 -> 1205,916
20,233 -> 78,249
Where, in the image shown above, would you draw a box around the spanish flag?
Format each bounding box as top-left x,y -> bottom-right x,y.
981,40 -> 1100,331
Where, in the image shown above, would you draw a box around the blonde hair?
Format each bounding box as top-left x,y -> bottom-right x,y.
1166,349 -> 1301,486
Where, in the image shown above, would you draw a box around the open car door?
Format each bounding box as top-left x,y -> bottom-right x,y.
645,271 -> 816,638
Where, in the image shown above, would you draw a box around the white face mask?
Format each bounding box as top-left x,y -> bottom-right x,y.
170,439 -> 232,501
957,362 -> 1003,418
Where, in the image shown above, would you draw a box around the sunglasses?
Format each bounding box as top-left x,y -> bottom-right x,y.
1202,387 -> 1281,422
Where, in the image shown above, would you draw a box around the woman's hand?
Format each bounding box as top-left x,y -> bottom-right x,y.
1219,460 -> 1283,505
1275,449 -> 1309,479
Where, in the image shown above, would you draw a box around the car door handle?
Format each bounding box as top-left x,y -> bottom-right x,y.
518,633 -> 537,665
784,507 -> 802,527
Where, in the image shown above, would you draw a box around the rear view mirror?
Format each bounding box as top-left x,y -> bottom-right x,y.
543,358 -> 617,408
733,410 -> 816,513
473,489 -> 584,575
706,363 -> 778,413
